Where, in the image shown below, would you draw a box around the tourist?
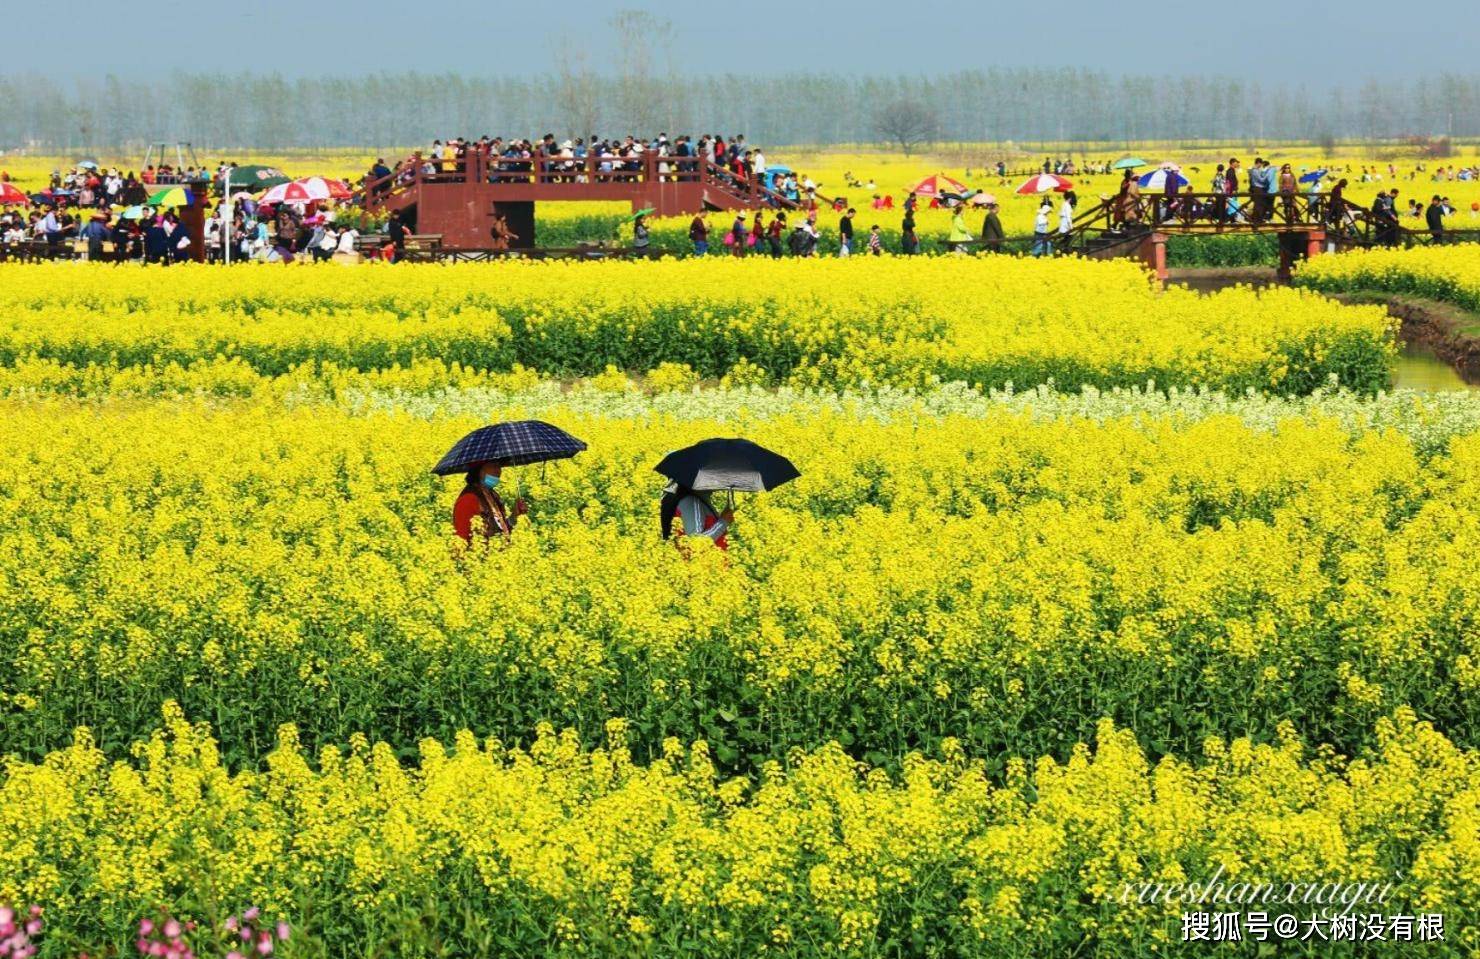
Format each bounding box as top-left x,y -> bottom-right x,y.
452,462 -> 527,544
980,200 -> 1005,253
387,210 -> 409,262
901,209 -> 919,255
632,213 -> 650,257
1032,198 -> 1053,256
766,212 -> 784,258
1426,195 -> 1446,244
729,211 -> 747,257
1058,190 -> 1076,245
838,207 -> 855,257
867,224 -> 883,255
659,482 -> 732,550
750,211 -> 765,253
1277,164 -> 1297,221
689,214 -> 708,256
948,205 -> 973,254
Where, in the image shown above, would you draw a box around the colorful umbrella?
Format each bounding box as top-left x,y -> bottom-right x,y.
1137,169 -> 1190,190
147,186 -> 195,207
1015,174 -> 1074,195
0,183 -> 26,205
1111,157 -> 1149,170
259,177 -> 351,205
905,173 -> 970,198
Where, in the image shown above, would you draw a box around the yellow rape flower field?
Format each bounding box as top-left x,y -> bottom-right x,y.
7,251 -> 1480,955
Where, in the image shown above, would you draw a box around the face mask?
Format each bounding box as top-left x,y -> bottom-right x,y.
481,474 -> 501,491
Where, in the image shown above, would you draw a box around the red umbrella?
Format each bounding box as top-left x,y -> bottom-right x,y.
0,182 -> 26,205
905,173 -> 970,198
1016,173 -> 1074,195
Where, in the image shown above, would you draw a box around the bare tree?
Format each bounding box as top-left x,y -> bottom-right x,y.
873,98 -> 941,156
609,9 -> 675,134
551,32 -> 602,139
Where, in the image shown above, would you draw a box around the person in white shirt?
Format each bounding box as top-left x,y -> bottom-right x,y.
335,226 -> 359,255
1058,191 -> 1077,237
1032,199 -> 1052,257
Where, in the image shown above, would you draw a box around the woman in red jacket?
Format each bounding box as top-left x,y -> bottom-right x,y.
452,462 -> 527,543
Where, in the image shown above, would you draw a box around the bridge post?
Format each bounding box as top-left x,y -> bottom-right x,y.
1137,231 -> 1168,284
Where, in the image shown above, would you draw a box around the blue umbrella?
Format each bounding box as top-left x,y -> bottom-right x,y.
76,160 -> 99,170
431,420 -> 587,474
1299,169 -> 1328,184
1138,169 -> 1190,190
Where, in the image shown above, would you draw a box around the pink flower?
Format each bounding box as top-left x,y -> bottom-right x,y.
255,931 -> 273,955
239,927 -> 252,941
136,938 -> 150,954
227,952 -> 245,959
23,920 -> 40,936
24,909 -> 38,919
139,919 -> 155,936
224,916 -> 238,932
148,941 -> 167,957
163,919 -> 181,938
275,922 -> 290,942
0,908 -> 12,926
242,907 -> 260,922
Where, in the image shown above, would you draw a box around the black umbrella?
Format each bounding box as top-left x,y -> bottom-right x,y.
431,420 -> 587,475
653,438 -> 800,494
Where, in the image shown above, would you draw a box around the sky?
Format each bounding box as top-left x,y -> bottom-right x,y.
16,0 -> 1480,82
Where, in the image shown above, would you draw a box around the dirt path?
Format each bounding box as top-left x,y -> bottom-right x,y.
1165,268 -> 1480,386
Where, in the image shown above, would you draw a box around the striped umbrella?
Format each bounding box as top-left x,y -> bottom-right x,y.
1015,174 -> 1074,195
905,173 -> 970,198
0,182 -> 26,205
1137,169 -> 1189,190
147,186 -> 195,207
260,177 -> 353,204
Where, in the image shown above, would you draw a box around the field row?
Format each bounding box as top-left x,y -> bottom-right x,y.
3,704 -> 1473,956
0,258 -> 1395,393
7,393 -> 1480,770
1298,244 -> 1480,313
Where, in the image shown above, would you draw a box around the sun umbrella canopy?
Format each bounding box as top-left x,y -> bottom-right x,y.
1299,169 -> 1329,184
76,159 -> 100,170
654,438 -> 800,493
625,206 -> 656,222
147,186 -> 194,207
1137,169 -> 1190,190
0,183 -> 26,205
259,177 -> 351,205
1112,157 -> 1149,170
432,421 -> 588,475
906,174 -> 970,198
114,205 -> 145,219
221,165 -> 290,192
1016,173 -> 1073,195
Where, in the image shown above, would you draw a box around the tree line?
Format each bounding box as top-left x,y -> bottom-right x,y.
2,69 -> 1477,153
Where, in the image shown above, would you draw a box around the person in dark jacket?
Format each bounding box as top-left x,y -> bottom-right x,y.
1426,195 -> 1446,244
980,201 -> 1006,252
144,217 -> 170,264
387,210 -> 409,262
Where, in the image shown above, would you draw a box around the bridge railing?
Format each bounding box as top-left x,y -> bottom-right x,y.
361,148 -> 798,211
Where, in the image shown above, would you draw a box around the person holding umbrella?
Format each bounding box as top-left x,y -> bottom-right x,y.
655,438 -> 799,550
979,198 -> 1005,253
433,420 -> 587,544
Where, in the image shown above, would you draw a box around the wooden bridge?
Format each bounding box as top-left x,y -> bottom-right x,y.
1049,191 -> 1480,280
361,149 -> 797,252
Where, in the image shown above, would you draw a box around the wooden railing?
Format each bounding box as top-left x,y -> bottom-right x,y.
360,149 -> 798,210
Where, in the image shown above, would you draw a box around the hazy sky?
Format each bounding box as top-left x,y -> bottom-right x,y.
19,0 -> 1480,82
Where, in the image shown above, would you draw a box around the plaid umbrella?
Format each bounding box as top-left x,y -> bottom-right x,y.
431,420 -> 587,474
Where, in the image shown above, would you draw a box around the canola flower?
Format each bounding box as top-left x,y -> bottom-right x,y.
0,258 -> 1395,394
2,704 -> 1478,956
6,391 -> 1480,771
1298,244 -> 1480,313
